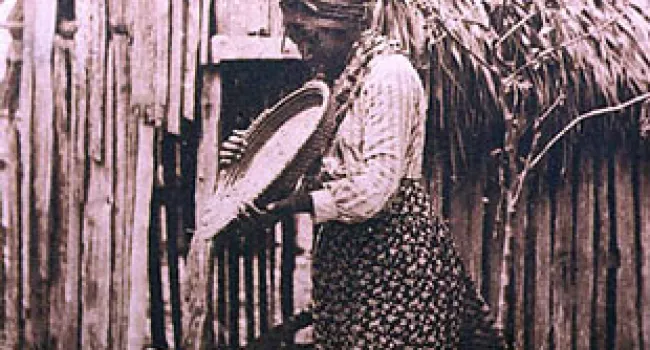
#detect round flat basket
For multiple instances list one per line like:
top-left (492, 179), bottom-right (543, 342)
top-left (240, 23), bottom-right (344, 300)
top-left (198, 80), bottom-right (332, 240)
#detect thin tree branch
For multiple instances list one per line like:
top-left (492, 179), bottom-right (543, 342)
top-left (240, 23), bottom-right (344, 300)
top-left (528, 92), bottom-right (650, 170)
top-left (494, 8), bottom-right (537, 48)
top-left (504, 17), bottom-right (619, 83)
top-left (509, 93), bottom-right (565, 209)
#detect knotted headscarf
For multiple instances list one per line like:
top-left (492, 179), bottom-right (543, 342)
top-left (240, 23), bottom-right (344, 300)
top-left (281, 0), bottom-right (430, 69)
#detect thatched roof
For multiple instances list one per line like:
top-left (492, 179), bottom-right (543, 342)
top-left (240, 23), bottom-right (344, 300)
top-left (418, 0), bottom-right (650, 150)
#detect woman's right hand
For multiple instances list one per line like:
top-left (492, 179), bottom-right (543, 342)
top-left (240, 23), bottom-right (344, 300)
top-left (219, 129), bottom-right (248, 168)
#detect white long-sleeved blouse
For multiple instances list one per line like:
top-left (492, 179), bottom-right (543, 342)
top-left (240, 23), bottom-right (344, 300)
top-left (310, 53), bottom-right (427, 224)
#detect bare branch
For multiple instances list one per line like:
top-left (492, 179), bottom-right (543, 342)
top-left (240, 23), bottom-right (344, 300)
top-left (494, 8), bottom-right (537, 48)
top-left (504, 17), bottom-right (619, 84)
top-left (528, 92), bottom-right (650, 170)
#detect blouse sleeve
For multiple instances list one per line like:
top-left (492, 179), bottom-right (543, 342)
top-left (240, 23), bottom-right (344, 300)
top-left (310, 54), bottom-right (424, 224)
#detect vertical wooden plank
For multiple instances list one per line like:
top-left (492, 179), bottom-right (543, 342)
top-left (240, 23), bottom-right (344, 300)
top-left (168, 0), bottom-right (184, 134)
top-left (469, 170), bottom-right (485, 288)
top-left (574, 147), bottom-right (595, 350)
top-left (109, 2), bottom-right (129, 349)
top-left (18, 1), bottom-right (34, 344)
top-left (196, 69), bottom-right (221, 214)
top-left (448, 171), bottom-right (484, 288)
top-left (590, 142), bottom-right (609, 350)
top-left (200, 0), bottom-right (210, 65)
top-left (216, 245), bottom-right (228, 345)
top-left (183, 0), bottom-right (201, 122)
top-left (0, 12), bottom-right (23, 346)
top-left (427, 156), bottom-right (445, 216)
top-left (244, 231), bottom-right (256, 343)
top-left (215, 0), bottom-right (229, 34)
top-left (148, 178), bottom-right (168, 348)
top-left (128, 0), bottom-right (157, 347)
top-left (228, 233), bottom-right (241, 348)
top-left (532, 174), bottom-right (551, 349)
top-left (257, 228), bottom-right (269, 335)
top-left (156, 0), bottom-right (170, 130)
top-left (48, 39), bottom-right (72, 349)
top-left (81, 1), bottom-right (112, 345)
top-left (268, 0), bottom-right (284, 36)
top-left (163, 140), bottom-right (184, 349)
top-left (181, 68), bottom-right (221, 348)
top-left (552, 170), bottom-right (572, 350)
top-left (64, 1), bottom-right (90, 346)
top-left (280, 217), bottom-right (296, 346)
top-left (270, 225), bottom-right (279, 326)
top-left (487, 200), bottom-right (505, 316)
top-left (127, 116), bottom-right (156, 350)
top-left (614, 150), bottom-right (641, 348)
top-left (450, 180), bottom-right (470, 264)
top-left (0, 108), bottom-right (20, 348)
top-left (88, 0), bottom-right (107, 163)
top-left (640, 142), bottom-right (650, 350)
top-left (19, 0), bottom-right (57, 347)
top-left (512, 194), bottom-right (526, 349)
top-left (110, 32), bottom-right (133, 350)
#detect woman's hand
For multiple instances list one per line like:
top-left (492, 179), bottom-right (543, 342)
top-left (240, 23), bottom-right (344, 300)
top-left (234, 194), bottom-right (314, 231)
top-left (235, 201), bottom-right (279, 231)
top-left (219, 129), bottom-right (248, 168)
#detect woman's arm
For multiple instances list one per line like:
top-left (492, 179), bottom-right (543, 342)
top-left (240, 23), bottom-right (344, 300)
top-left (310, 54), bottom-right (424, 224)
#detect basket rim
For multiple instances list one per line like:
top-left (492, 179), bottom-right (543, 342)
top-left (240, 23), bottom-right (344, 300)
top-left (198, 80), bottom-right (332, 240)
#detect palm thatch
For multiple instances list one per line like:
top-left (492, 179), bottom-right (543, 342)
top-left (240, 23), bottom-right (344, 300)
top-left (415, 0), bottom-right (650, 167)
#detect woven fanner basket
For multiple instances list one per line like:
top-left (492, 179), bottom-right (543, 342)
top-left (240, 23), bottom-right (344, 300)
top-left (197, 80), bottom-right (332, 240)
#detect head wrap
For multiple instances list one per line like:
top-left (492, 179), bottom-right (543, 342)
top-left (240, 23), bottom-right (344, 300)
top-left (280, 0), bottom-right (370, 23)
top-left (281, 0), bottom-right (429, 68)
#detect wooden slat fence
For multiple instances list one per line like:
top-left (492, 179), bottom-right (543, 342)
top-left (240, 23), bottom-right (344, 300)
top-left (427, 125), bottom-right (650, 349)
top-left (1, 0), bottom-right (650, 349)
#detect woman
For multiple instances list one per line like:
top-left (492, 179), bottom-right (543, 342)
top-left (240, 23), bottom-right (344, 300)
top-left (223, 0), bottom-right (504, 348)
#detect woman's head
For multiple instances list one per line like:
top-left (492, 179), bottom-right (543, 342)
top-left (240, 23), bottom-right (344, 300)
top-left (280, 0), bottom-right (369, 77)
top-left (281, 0), bottom-right (428, 77)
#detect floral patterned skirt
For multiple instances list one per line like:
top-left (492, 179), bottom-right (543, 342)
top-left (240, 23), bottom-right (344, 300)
top-left (311, 179), bottom-right (503, 349)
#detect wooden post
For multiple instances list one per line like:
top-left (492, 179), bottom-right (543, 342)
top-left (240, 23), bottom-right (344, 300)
top-left (128, 0), bottom-right (157, 347)
top-left (181, 66), bottom-right (222, 348)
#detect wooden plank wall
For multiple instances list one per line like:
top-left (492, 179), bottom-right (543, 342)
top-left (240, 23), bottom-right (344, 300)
top-left (0, 0), bottom-right (211, 348)
top-left (434, 128), bottom-right (650, 349)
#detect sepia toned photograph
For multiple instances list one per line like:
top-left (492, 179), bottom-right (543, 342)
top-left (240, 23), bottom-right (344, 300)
top-left (0, 0), bottom-right (649, 348)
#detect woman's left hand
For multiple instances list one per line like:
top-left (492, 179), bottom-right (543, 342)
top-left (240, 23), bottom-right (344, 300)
top-left (235, 194), bottom-right (314, 231)
top-left (235, 201), bottom-right (278, 231)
